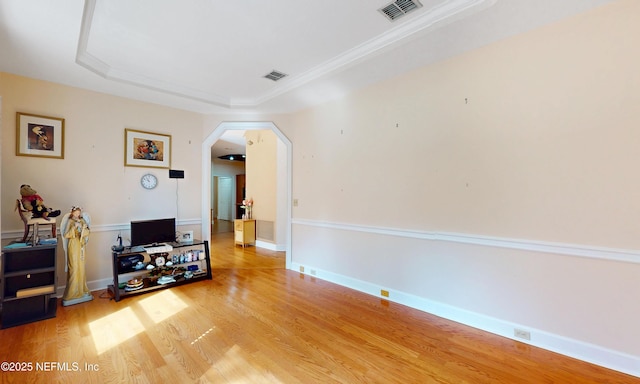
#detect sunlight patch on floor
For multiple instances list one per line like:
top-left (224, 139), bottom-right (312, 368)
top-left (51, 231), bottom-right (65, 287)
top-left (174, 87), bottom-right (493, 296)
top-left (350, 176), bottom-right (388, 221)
top-left (207, 345), bottom-right (283, 383)
top-left (89, 307), bottom-right (145, 354)
top-left (138, 289), bottom-right (188, 323)
top-left (89, 290), bottom-right (189, 354)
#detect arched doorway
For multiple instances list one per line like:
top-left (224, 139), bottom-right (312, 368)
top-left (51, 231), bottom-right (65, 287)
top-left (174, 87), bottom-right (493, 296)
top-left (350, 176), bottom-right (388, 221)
top-left (202, 121), bottom-right (292, 269)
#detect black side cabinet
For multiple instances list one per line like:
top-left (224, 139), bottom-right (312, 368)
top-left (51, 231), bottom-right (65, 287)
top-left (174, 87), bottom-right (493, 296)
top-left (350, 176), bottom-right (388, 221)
top-left (1, 244), bottom-right (57, 329)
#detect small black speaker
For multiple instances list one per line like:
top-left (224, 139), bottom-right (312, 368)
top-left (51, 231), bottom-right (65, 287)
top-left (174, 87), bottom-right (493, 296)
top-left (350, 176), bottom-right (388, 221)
top-left (169, 169), bottom-right (184, 179)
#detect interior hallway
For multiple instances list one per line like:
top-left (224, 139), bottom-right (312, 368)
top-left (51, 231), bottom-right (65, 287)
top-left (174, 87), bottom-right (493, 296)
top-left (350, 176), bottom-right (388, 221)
top-left (210, 220), bottom-right (285, 270)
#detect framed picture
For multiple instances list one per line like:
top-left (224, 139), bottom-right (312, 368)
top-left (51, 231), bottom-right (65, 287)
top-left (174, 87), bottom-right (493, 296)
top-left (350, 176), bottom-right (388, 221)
top-left (124, 128), bottom-right (171, 168)
top-left (16, 112), bottom-right (65, 159)
top-left (178, 230), bottom-right (194, 243)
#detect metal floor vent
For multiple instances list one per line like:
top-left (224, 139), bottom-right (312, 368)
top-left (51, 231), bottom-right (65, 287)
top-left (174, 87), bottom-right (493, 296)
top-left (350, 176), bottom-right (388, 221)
top-left (264, 70), bottom-right (288, 81)
top-left (379, 0), bottom-right (423, 21)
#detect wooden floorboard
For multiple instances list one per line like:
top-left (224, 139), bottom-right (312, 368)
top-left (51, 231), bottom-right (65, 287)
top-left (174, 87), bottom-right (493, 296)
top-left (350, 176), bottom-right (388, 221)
top-left (0, 222), bottom-right (637, 383)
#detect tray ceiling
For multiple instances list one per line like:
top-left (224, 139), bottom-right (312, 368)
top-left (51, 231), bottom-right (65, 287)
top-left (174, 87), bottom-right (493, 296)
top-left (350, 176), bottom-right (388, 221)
top-left (0, 0), bottom-right (615, 114)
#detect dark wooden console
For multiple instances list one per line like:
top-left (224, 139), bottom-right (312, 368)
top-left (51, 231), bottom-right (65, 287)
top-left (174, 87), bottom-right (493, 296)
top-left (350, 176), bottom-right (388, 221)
top-left (107, 240), bottom-right (211, 302)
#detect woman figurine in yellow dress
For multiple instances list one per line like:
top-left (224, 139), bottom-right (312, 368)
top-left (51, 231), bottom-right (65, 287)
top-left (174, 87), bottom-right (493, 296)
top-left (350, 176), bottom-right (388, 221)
top-left (61, 206), bottom-right (93, 306)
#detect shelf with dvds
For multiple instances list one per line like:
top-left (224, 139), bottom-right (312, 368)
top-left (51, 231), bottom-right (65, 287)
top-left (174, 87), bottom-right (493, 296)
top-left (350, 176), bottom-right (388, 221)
top-left (1, 243), bottom-right (57, 328)
top-left (107, 240), bottom-right (211, 302)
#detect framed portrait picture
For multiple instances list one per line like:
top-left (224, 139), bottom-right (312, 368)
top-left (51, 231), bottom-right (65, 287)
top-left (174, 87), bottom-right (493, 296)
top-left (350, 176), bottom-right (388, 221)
top-left (124, 128), bottom-right (171, 168)
top-left (16, 112), bottom-right (65, 159)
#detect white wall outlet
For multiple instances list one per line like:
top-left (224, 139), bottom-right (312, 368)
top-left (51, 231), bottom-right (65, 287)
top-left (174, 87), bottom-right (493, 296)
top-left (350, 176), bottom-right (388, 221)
top-left (514, 328), bottom-right (531, 341)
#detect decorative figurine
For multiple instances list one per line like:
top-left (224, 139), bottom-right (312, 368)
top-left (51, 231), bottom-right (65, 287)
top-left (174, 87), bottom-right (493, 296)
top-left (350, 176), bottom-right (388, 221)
top-left (19, 184), bottom-right (61, 220)
top-left (61, 206), bottom-right (93, 306)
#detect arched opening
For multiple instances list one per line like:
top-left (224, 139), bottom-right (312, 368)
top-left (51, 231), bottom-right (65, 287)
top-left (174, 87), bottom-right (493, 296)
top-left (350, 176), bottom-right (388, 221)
top-left (201, 121), bottom-right (292, 269)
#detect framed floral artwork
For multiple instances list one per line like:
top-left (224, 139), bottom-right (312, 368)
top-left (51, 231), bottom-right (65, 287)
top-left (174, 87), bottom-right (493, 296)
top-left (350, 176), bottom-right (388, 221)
top-left (16, 112), bottom-right (65, 159)
top-left (124, 128), bottom-right (171, 168)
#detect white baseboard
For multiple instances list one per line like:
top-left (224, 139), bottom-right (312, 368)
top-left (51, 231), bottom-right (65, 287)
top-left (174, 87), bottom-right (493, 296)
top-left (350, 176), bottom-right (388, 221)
top-left (55, 278), bottom-right (113, 298)
top-left (255, 240), bottom-right (286, 251)
top-left (290, 262), bottom-right (640, 378)
top-left (88, 278), bottom-right (114, 293)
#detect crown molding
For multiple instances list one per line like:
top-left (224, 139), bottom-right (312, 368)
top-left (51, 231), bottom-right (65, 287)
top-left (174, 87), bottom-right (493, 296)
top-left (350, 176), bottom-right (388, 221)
top-left (76, 0), bottom-right (495, 109)
top-left (244, 0), bottom-right (497, 106)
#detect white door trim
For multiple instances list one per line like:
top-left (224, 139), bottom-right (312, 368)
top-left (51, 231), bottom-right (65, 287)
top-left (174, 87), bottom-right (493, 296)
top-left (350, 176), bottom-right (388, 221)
top-left (202, 121), bottom-right (292, 269)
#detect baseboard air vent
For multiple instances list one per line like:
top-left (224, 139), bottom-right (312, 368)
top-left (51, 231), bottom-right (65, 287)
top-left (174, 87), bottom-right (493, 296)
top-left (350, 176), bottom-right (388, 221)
top-left (379, 0), bottom-right (423, 21)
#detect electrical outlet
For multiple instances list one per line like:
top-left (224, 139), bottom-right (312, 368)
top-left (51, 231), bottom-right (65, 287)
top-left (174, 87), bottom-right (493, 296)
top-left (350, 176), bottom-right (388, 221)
top-left (299, 266), bottom-right (304, 273)
top-left (514, 328), bottom-right (531, 340)
top-left (293, 199), bottom-right (299, 207)
top-left (380, 289), bottom-right (389, 298)
top-left (310, 269), bottom-right (316, 276)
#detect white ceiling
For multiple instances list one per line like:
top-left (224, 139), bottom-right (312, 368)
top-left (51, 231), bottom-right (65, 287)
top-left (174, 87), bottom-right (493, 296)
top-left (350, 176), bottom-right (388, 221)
top-left (0, 0), bottom-right (615, 157)
top-left (213, 130), bottom-right (248, 160)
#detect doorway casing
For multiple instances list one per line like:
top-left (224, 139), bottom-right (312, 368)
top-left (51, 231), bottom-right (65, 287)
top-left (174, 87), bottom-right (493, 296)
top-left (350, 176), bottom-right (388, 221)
top-left (202, 121), bottom-right (292, 269)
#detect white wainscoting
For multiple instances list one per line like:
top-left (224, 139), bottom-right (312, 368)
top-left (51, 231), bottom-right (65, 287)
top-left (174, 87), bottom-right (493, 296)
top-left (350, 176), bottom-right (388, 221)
top-left (291, 218), bottom-right (640, 378)
top-left (292, 219), bottom-right (640, 265)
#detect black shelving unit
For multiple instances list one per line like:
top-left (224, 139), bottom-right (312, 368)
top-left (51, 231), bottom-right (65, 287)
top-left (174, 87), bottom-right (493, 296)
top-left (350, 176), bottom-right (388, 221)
top-left (1, 244), bottom-right (57, 329)
top-left (107, 240), bottom-right (211, 302)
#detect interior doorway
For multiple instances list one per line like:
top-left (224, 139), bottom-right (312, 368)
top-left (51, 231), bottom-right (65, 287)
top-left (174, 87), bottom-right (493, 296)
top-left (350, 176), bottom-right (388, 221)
top-left (216, 176), bottom-right (232, 221)
top-left (211, 176), bottom-right (234, 234)
top-left (202, 121), bottom-right (292, 269)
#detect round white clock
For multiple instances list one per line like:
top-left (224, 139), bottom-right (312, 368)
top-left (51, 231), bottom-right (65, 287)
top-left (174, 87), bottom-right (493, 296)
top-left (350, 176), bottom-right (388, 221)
top-left (141, 173), bottom-right (158, 189)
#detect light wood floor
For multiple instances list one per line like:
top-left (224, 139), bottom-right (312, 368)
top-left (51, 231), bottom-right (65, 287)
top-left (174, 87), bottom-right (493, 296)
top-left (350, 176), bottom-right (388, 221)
top-left (0, 224), bottom-right (636, 383)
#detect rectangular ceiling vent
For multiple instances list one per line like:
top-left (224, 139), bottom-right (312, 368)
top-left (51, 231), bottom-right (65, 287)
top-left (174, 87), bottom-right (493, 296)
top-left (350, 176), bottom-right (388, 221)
top-left (264, 70), bottom-right (288, 81)
top-left (379, 0), bottom-right (423, 21)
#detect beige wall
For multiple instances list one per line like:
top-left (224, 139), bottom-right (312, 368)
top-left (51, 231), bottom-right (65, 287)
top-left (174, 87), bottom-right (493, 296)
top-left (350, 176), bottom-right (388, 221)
top-left (289, 0), bottom-right (640, 372)
top-left (293, 0), bottom-right (640, 248)
top-left (0, 72), bottom-right (204, 287)
top-left (245, 130), bottom-right (277, 222)
top-left (245, 129), bottom-right (281, 244)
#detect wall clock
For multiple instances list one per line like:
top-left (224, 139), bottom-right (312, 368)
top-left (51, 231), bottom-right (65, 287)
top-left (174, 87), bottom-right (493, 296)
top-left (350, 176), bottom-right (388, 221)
top-left (141, 173), bottom-right (158, 190)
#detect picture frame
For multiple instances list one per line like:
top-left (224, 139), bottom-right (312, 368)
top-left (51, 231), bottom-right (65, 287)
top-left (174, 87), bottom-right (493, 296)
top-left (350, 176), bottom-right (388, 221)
top-left (16, 112), bottom-right (65, 159)
top-left (124, 128), bottom-right (171, 168)
top-left (178, 230), bottom-right (194, 243)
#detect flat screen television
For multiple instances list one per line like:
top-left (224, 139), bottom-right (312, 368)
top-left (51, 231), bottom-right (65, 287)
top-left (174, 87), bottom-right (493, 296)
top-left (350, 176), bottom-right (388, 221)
top-left (130, 218), bottom-right (176, 246)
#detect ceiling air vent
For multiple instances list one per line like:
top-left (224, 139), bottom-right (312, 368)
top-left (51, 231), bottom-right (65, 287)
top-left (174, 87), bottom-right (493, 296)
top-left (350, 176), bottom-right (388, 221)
top-left (379, 0), bottom-right (423, 21)
top-left (264, 70), bottom-right (288, 81)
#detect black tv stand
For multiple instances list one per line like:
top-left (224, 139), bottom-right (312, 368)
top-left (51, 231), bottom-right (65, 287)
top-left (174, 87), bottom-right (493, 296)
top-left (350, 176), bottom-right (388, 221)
top-left (107, 240), bottom-right (211, 302)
